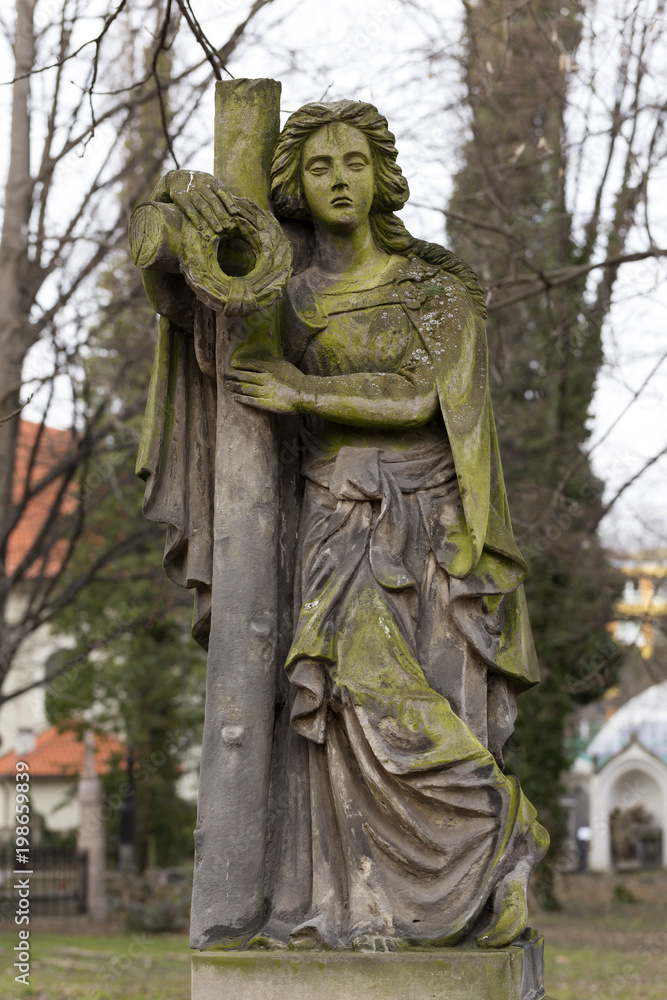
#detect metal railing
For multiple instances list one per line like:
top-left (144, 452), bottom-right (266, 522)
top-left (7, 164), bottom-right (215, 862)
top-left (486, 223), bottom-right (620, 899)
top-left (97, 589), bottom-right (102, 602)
top-left (0, 846), bottom-right (87, 917)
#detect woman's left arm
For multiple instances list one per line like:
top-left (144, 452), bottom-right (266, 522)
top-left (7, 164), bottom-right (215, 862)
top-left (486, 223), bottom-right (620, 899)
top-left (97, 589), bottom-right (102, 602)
top-left (226, 359), bottom-right (439, 429)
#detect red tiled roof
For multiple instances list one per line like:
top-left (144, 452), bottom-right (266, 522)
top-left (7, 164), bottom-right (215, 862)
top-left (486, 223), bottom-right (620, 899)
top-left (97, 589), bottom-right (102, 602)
top-left (0, 726), bottom-right (125, 778)
top-left (6, 419), bottom-right (78, 578)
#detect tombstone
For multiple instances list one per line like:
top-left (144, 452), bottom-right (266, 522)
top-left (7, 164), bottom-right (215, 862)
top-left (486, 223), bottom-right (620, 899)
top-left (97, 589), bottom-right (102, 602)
top-left (130, 78), bottom-right (552, 1000)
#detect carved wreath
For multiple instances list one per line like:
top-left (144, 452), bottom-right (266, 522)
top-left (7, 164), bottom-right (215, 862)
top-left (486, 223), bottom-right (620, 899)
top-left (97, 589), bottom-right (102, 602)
top-left (130, 193), bottom-right (293, 318)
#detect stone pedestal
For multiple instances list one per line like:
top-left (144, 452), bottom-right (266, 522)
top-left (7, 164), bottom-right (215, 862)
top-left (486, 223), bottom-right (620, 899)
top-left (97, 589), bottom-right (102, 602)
top-left (191, 934), bottom-right (548, 1000)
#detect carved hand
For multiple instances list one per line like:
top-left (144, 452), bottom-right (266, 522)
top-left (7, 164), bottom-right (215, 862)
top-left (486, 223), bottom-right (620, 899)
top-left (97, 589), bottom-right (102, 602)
top-left (163, 170), bottom-right (238, 237)
top-left (225, 360), bottom-right (306, 414)
top-left (226, 359), bottom-right (439, 428)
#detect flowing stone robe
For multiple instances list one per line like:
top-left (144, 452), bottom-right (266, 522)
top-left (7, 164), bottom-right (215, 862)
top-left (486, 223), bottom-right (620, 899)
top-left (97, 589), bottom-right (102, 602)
top-left (136, 250), bottom-right (548, 947)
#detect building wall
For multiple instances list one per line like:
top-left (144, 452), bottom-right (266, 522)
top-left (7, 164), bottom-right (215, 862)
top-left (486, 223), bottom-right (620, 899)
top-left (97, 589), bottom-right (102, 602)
top-left (0, 591), bottom-right (74, 756)
top-left (586, 745), bottom-right (667, 871)
top-left (0, 777), bottom-right (79, 842)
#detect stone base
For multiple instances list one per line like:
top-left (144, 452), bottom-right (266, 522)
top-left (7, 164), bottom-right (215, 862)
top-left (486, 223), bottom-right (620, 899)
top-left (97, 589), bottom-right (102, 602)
top-left (191, 933), bottom-right (548, 1000)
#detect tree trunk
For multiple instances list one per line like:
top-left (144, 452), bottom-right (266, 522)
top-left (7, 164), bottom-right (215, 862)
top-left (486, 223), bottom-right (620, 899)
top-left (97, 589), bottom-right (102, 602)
top-left (0, 0), bottom-right (37, 562)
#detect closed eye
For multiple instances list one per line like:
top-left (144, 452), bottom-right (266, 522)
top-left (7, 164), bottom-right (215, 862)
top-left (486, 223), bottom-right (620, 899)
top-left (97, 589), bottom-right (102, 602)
top-left (304, 155), bottom-right (332, 174)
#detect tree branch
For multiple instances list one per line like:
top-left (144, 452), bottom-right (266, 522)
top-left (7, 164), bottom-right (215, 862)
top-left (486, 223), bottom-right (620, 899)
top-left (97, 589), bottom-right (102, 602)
top-left (487, 248), bottom-right (667, 311)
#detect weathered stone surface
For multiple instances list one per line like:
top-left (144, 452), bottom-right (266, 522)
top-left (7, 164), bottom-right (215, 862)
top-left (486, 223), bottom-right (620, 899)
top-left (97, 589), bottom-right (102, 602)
top-left (132, 81), bottom-right (552, 958)
top-left (191, 936), bottom-right (547, 1000)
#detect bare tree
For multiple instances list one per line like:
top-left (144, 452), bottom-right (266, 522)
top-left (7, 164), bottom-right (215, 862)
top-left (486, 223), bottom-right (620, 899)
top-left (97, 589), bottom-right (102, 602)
top-left (0, 0), bottom-right (276, 701)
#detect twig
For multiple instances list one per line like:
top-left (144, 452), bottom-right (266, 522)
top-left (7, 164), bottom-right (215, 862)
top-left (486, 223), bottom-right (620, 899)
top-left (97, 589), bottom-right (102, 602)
top-left (0, 395), bottom-right (33, 425)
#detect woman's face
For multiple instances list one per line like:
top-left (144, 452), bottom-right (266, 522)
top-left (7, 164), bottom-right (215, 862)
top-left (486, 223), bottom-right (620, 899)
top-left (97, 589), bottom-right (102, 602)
top-left (300, 123), bottom-right (375, 233)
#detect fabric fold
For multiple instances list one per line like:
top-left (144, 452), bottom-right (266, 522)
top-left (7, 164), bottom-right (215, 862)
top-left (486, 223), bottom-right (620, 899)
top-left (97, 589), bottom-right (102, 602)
top-left (136, 315), bottom-right (216, 646)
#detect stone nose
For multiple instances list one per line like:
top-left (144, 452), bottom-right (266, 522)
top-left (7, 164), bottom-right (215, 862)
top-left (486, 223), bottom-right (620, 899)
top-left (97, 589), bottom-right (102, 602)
top-left (332, 164), bottom-right (348, 189)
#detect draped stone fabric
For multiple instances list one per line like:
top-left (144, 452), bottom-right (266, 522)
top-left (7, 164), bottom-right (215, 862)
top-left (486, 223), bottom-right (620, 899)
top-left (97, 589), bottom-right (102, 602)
top-left (137, 253), bottom-right (548, 947)
top-left (136, 310), bottom-right (216, 645)
top-left (266, 434), bottom-right (546, 946)
top-left (284, 257), bottom-right (540, 684)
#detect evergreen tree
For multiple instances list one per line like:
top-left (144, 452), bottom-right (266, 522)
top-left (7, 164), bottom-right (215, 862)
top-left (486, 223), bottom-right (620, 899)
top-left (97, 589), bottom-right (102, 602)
top-left (447, 0), bottom-right (633, 895)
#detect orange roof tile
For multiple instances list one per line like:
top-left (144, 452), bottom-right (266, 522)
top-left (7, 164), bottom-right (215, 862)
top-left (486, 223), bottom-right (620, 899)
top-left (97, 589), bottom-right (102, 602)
top-left (7, 418), bottom-right (78, 578)
top-left (0, 726), bottom-right (125, 778)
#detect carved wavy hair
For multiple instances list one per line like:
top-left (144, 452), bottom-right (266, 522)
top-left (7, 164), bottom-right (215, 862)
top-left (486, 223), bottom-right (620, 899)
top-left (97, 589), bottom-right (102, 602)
top-left (270, 100), bottom-right (487, 318)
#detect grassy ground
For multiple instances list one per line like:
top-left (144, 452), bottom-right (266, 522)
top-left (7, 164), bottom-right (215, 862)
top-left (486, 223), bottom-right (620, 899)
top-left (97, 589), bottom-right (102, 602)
top-left (1, 872), bottom-right (665, 998)
top-left (0, 925), bottom-right (190, 1000)
top-left (539, 871), bottom-right (667, 999)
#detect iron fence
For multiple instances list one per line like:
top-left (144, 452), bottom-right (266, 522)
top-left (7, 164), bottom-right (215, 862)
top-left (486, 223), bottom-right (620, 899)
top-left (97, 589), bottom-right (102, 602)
top-left (0, 846), bottom-right (87, 917)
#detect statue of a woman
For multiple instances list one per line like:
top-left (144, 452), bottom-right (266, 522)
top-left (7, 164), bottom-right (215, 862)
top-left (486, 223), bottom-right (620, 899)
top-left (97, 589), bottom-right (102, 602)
top-left (134, 98), bottom-right (548, 953)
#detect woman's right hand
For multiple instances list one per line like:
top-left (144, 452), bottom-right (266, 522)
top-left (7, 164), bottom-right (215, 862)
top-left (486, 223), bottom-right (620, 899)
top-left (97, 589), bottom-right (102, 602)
top-left (163, 170), bottom-right (238, 237)
top-left (225, 360), bottom-right (306, 415)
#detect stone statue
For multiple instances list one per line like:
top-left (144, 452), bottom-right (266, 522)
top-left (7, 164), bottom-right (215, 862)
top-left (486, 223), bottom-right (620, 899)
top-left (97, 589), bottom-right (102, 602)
top-left (131, 81), bottom-right (549, 958)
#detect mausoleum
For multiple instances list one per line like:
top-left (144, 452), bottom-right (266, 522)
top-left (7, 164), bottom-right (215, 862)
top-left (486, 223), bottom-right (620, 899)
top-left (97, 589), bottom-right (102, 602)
top-left (569, 681), bottom-right (667, 870)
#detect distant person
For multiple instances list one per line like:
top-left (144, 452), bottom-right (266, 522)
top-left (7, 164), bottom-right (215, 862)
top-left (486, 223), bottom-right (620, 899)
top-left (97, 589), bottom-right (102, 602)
top-left (576, 824), bottom-right (592, 872)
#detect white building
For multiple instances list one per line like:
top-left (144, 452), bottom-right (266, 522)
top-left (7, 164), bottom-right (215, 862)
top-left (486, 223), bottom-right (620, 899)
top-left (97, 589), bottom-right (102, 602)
top-left (568, 681), bottom-right (667, 871)
top-left (1, 419), bottom-right (77, 760)
top-left (0, 725), bottom-right (125, 841)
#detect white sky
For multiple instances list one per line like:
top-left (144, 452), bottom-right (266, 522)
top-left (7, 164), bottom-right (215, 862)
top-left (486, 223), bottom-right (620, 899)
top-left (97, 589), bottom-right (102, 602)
top-left (0, 0), bottom-right (665, 550)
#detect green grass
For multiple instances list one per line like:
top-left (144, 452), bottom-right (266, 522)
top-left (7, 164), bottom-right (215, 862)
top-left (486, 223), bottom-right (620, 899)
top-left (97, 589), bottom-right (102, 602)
top-left (1, 874), bottom-right (665, 998)
top-left (541, 910), bottom-right (667, 999)
top-left (0, 927), bottom-right (190, 999)
top-left (540, 872), bottom-right (667, 999)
